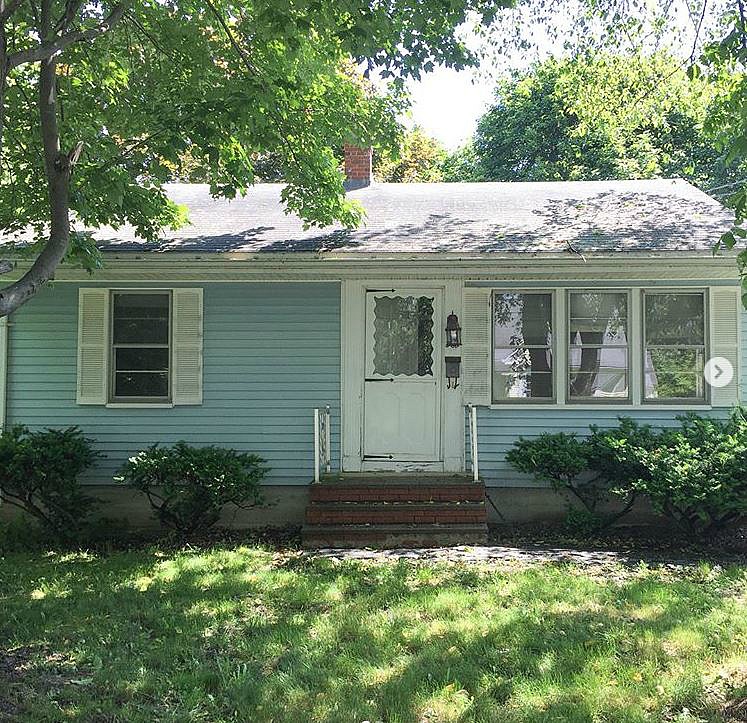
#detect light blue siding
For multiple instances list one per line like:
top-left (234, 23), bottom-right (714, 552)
top-left (6, 282), bottom-right (341, 485)
top-left (471, 406), bottom-right (732, 487)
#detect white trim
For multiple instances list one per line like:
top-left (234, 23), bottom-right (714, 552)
top-left (341, 280), bottom-right (364, 472)
top-left (488, 404), bottom-right (713, 411)
top-left (629, 289), bottom-right (643, 406)
top-left (564, 288), bottom-right (632, 405)
top-left (105, 403), bottom-right (175, 409)
top-left (3, 254), bottom-right (739, 285)
top-left (313, 408), bottom-right (320, 483)
top-left (641, 288), bottom-right (708, 405)
top-left (0, 316), bottom-right (7, 430)
top-left (555, 290), bottom-right (567, 405)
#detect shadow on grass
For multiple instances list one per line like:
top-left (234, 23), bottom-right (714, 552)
top-left (0, 548), bottom-right (744, 722)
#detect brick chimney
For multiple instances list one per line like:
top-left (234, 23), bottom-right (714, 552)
top-left (343, 143), bottom-right (373, 191)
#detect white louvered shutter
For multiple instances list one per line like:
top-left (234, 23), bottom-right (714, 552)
top-left (77, 289), bottom-right (109, 404)
top-left (709, 287), bottom-right (740, 407)
top-left (462, 287), bottom-right (492, 405)
top-left (172, 288), bottom-right (203, 405)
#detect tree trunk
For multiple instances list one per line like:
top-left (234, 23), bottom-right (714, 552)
top-left (0, 52), bottom-right (72, 317)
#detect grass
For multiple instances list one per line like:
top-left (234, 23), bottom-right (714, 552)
top-left (0, 547), bottom-right (745, 722)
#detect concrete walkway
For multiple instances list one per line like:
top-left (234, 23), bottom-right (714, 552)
top-left (306, 544), bottom-right (733, 571)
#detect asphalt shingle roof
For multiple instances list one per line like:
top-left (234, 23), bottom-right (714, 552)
top-left (93, 178), bottom-right (733, 254)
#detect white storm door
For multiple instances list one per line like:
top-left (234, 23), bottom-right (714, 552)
top-left (363, 290), bottom-right (442, 463)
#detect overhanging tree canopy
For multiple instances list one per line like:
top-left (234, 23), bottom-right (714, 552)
top-left (0, 0), bottom-right (511, 316)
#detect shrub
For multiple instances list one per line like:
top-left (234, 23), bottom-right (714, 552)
top-left (506, 421), bottom-right (662, 531)
top-left (586, 418), bottom-right (661, 522)
top-left (505, 433), bottom-right (609, 521)
top-left (116, 442), bottom-right (268, 535)
top-left (0, 425), bottom-right (99, 541)
top-left (631, 412), bottom-right (747, 535)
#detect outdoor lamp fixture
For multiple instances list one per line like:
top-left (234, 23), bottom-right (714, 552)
top-left (445, 311), bottom-right (462, 348)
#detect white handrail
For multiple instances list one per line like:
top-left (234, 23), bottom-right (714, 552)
top-left (313, 406), bottom-right (332, 482)
top-left (324, 405), bottom-right (331, 474)
top-left (467, 404), bottom-right (479, 482)
top-left (313, 408), bottom-right (321, 483)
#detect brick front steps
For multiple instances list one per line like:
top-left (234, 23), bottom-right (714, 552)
top-left (302, 475), bottom-right (488, 548)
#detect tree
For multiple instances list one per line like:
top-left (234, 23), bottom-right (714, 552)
top-left (441, 141), bottom-right (483, 182)
top-left (699, 4), bottom-right (747, 265)
top-left (469, 52), bottom-right (741, 190)
top-left (374, 125), bottom-right (447, 182)
top-left (0, 0), bottom-right (511, 317)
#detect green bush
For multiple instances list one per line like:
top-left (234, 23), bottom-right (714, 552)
top-left (632, 412), bottom-right (747, 535)
top-left (505, 432), bottom-right (618, 529)
top-left (0, 425), bottom-right (99, 541)
top-left (116, 442), bottom-right (268, 535)
top-left (507, 412), bottom-right (747, 537)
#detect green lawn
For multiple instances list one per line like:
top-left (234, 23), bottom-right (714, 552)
top-left (0, 547), bottom-right (745, 722)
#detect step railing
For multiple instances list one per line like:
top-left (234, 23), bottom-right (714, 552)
top-left (466, 404), bottom-right (479, 482)
top-left (313, 405), bottom-right (332, 482)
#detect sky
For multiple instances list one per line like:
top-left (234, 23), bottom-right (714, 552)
top-left (406, 67), bottom-right (495, 150)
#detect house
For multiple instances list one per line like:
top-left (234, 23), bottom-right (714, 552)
top-left (0, 146), bottom-right (741, 545)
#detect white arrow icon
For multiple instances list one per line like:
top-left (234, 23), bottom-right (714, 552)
top-left (704, 357), bottom-right (734, 388)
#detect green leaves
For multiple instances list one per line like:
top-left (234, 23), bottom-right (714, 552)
top-left (374, 126), bottom-right (447, 183)
top-left (2, 0), bottom-right (510, 310)
top-left (631, 412), bottom-right (747, 534)
top-left (0, 425), bottom-right (100, 541)
top-left (507, 413), bottom-right (747, 537)
top-left (116, 441), bottom-right (268, 535)
top-left (467, 52), bottom-right (741, 190)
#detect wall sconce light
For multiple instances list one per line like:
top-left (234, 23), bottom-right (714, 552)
top-left (445, 311), bottom-right (462, 348)
top-left (445, 356), bottom-right (461, 389)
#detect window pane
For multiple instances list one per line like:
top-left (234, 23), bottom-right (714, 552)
top-left (644, 348), bottom-right (706, 399)
top-left (492, 292), bottom-right (553, 402)
top-left (114, 371), bottom-right (169, 398)
top-left (569, 347), bottom-right (628, 398)
top-left (569, 292), bottom-right (628, 344)
top-left (493, 347), bottom-right (553, 374)
top-left (113, 293), bottom-right (170, 344)
top-left (493, 293), bottom-right (552, 347)
top-left (115, 347), bottom-right (169, 372)
top-left (568, 292), bottom-right (629, 400)
top-left (493, 372), bottom-right (554, 400)
top-left (371, 295), bottom-right (434, 376)
top-left (645, 293), bottom-right (705, 346)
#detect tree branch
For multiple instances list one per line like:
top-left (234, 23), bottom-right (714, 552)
top-left (8, 2), bottom-right (128, 69)
top-left (0, 0), bottom-right (22, 22)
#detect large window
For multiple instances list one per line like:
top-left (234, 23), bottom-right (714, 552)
top-left (489, 288), bottom-right (712, 406)
top-left (568, 291), bottom-right (629, 401)
top-left (492, 292), bottom-right (553, 402)
top-left (110, 292), bottom-right (171, 402)
top-left (644, 291), bottom-right (706, 401)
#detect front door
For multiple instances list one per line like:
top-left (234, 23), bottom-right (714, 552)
top-left (363, 289), bottom-right (442, 465)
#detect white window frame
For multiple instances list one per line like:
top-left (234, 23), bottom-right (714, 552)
top-left (491, 289), bottom-right (557, 405)
top-left (488, 285), bottom-right (715, 410)
top-left (109, 289), bottom-right (173, 405)
top-left (566, 289), bottom-right (632, 405)
top-left (641, 288), bottom-right (709, 405)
